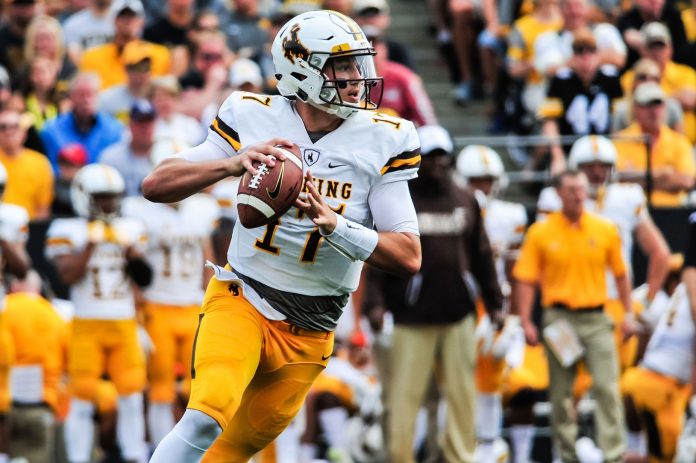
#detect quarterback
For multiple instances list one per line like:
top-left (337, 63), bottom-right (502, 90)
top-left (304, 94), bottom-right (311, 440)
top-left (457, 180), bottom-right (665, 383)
top-left (144, 10), bottom-right (421, 462)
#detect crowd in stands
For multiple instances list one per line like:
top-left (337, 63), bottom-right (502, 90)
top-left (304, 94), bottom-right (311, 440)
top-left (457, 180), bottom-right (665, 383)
top-left (0, 0), bottom-right (695, 461)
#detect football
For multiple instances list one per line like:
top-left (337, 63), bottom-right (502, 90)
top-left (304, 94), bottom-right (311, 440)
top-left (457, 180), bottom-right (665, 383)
top-left (237, 144), bottom-right (304, 228)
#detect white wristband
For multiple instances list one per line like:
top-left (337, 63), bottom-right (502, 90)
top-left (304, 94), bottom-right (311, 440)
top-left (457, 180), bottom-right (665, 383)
top-left (321, 215), bottom-right (378, 262)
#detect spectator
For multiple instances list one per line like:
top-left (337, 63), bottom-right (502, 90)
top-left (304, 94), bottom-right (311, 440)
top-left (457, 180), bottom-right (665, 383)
top-left (620, 23), bottom-right (696, 144)
top-left (150, 76), bottom-right (205, 146)
top-left (0, 0), bottom-right (40, 78)
top-left (41, 73), bottom-right (123, 173)
top-left (4, 271), bottom-right (68, 463)
top-left (367, 126), bottom-right (502, 462)
top-left (321, 0), bottom-right (352, 14)
top-left (612, 58), bottom-right (685, 134)
top-left (0, 68), bottom-right (11, 109)
top-left (178, 31), bottom-right (230, 119)
top-left (144, 0), bottom-right (195, 76)
top-left (353, 0), bottom-right (415, 71)
top-left (221, 0), bottom-right (270, 62)
top-left (79, 0), bottom-right (171, 89)
top-left (23, 15), bottom-right (77, 94)
top-left (52, 143), bottom-right (87, 217)
top-left (228, 57), bottom-right (264, 93)
top-left (369, 29), bottom-right (438, 127)
top-left (533, 0), bottom-right (626, 75)
top-left (538, 29), bottom-right (623, 174)
top-left (617, 0), bottom-right (689, 68)
top-left (100, 99), bottom-right (157, 196)
top-left (0, 108), bottom-right (54, 220)
top-left (21, 57), bottom-right (62, 133)
top-left (98, 41), bottom-right (155, 122)
top-left (506, 0), bottom-right (563, 123)
top-left (63, 0), bottom-right (115, 65)
top-left (613, 82), bottom-right (695, 207)
top-left (514, 169), bottom-right (634, 463)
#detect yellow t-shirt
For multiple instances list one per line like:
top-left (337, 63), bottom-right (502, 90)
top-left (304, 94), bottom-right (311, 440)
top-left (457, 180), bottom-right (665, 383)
top-left (79, 41), bottom-right (171, 89)
top-left (620, 61), bottom-right (696, 143)
top-left (0, 148), bottom-right (54, 220)
top-left (513, 210), bottom-right (626, 308)
top-left (613, 123), bottom-right (696, 206)
top-left (4, 293), bottom-right (68, 411)
top-left (507, 13), bottom-right (563, 84)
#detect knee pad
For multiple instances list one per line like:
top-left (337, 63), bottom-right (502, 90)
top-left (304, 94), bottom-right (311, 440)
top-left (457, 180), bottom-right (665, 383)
top-left (70, 375), bottom-right (100, 402)
top-left (174, 409), bottom-right (222, 451)
top-left (112, 365), bottom-right (146, 396)
top-left (149, 380), bottom-right (176, 403)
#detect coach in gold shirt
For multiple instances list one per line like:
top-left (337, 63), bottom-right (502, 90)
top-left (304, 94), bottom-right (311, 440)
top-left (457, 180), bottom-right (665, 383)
top-left (513, 170), bottom-right (635, 463)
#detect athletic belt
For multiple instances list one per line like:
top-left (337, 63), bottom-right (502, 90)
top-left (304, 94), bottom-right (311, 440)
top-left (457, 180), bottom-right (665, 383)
top-left (550, 303), bottom-right (604, 313)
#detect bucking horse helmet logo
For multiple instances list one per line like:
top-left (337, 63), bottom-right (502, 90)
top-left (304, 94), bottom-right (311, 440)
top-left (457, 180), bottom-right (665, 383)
top-left (282, 24), bottom-right (310, 65)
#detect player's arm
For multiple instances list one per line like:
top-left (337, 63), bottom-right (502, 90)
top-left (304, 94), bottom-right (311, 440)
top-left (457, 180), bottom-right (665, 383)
top-left (0, 240), bottom-right (29, 279)
top-left (296, 173), bottom-right (421, 278)
top-left (635, 214), bottom-right (670, 301)
top-left (142, 139), bottom-right (291, 204)
top-left (54, 242), bottom-right (96, 285)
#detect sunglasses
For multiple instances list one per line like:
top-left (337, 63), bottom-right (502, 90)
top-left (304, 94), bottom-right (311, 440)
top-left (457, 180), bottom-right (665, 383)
top-left (573, 45), bottom-right (597, 55)
top-left (636, 73), bottom-right (659, 82)
top-left (0, 123), bottom-right (19, 132)
top-left (199, 52), bottom-right (223, 62)
top-left (647, 41), bottom-right (667, 49)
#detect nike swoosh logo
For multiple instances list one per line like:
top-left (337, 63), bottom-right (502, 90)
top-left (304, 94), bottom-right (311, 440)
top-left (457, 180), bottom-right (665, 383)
top-left (321, 354), bottom-right (331, 361)
top-left (328, 162), bottom-right (346, 168)
top-left (266, 161), bottom-right (285, 200)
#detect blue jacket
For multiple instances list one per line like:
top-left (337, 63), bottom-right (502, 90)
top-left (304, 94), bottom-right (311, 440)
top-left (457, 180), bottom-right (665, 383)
top-left (41, 112), bottom-right (123, 174)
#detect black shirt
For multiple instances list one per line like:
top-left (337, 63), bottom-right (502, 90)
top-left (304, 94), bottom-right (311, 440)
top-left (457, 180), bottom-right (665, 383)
top-left (143, 17), bottom-right (189, 47)
top-left (0, 24), bottom-right (26, 77)
top-left (617, 5), bottom-right (689, 68)
top-left (545, 67), bottom-right (623, 138)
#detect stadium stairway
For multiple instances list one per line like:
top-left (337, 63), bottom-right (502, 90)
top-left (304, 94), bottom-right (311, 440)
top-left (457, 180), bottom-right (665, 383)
top-left (387, 0), bottom-right (492, 138)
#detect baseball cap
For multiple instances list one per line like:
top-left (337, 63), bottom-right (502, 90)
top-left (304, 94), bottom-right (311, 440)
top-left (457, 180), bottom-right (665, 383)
top-left (110, 0), bottom-right (145, 17)
top-left (229, 59), bottom-right (263, 88)
top-left (633, 58), bottom-right (661, 80)
top-left (633, 82), bottom-right (666, 106)
top-left (353, 0), bottom-right (389, 15)
top-left (58, 143), bottom-right (88, 166)
top-left (417, 125), bottom-right (453, 156)
top-left (0, 66), bottom-right (9, 89)
top-left (150, 75), bottom-right (181, 95)
top-left (130, 99), bottom-right (157, 121)
top-left (641, 22), bottom-right (671, 45)
top-left (122, 41), bottom-right (154, 66)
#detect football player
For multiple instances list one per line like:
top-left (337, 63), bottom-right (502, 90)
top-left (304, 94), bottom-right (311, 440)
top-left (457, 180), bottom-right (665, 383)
top-left (144, 10), bottom-right (421, 462)
top-left (45, 164), bottom-right (152, 463)
top-left (0, 163), bottom-right (30, 463)
top-left (122, 188), bottom-right (220, 446)
top-left (456, 145), bottom-right (528, 463)
top-left (537, 135), bottom-right (670, 370)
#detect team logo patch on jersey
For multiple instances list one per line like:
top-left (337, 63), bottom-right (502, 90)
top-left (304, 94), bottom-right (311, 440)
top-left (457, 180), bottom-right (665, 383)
top-left (303, 149), bottom-right (321, 166)
top-left (283, 24), bottom-right (310, 64)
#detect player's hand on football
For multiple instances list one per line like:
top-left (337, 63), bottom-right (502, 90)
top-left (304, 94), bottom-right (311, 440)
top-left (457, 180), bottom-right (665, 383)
top-left (228, 139), bottom-right (292, 177)
top-left (296, 170), bottom-right (337, 234)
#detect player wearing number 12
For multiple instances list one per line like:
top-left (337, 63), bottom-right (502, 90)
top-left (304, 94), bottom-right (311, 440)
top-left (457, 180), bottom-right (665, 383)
top-left (45, 164), bottom-right (153, 463)
top-left (144, 10), bottom-right (422, 462)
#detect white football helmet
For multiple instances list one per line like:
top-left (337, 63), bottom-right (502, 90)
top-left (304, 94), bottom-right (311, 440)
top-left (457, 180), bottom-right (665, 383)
top-left (0, 163), bottom-right (7, 200)
top-left (271, 10), bottom-right (382, 119)
top-left (456, 145), bottom-right (508, 194)
top-left (568, 135), bottom-right (617, 168)
top-left (71, 164), bottom-right (125, 221)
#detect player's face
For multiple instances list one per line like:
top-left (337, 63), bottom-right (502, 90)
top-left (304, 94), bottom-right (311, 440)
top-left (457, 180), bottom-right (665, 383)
top-left (468, 176), bottom-right (496, 196)
top-left (556, 173), bottom-right (588, 219)
top-left (324, 56), bottom-right (365, 105)
top-left (579, 161), bottom-right (612, 186)
top-left (91, 193), bottom-right (121, 218)
top-left (420, 152), bottom-right (451, 181)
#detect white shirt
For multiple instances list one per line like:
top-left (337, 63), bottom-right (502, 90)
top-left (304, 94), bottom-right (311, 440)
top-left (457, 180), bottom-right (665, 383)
top-left (63, 9), bottom-right (114, 50)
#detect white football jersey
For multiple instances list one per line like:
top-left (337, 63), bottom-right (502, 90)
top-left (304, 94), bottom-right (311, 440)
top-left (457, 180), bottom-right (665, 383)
top-left (0, 203), bottom-right (28, 311)
top-left (123, 195), bottom-right (221, 306)
top-left (210, 178), bottom-right (240, 222)
top-left (45, 217), bottom-right (147, 320)
top-left (481, 197), bottom-right (527, 287)
top-left (207, 92), bottom-right (420, 296)
top-left (537, 183), bottom-right (646, 297)
top-left (641, 284), bottom-right (694, 383)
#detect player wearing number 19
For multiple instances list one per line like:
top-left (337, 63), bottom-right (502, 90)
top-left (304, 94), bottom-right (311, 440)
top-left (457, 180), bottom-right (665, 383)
top-left (144, 10), bottom-right (422, 462)
top-left (45, 164), bottom-right (153, 463)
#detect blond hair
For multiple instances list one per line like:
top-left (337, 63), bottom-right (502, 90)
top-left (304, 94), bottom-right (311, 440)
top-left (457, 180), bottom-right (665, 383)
top-left (24, 15), bottom-right (66, 70)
